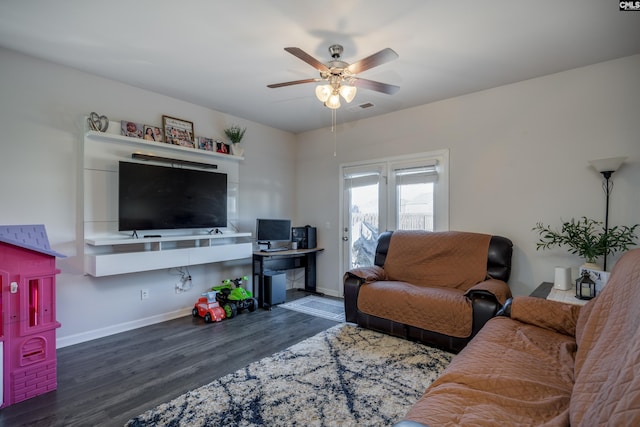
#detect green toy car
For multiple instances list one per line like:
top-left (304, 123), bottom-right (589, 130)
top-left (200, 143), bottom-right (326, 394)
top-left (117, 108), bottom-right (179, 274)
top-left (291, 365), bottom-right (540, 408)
top-left (211, 276), bottom-right (258, 318)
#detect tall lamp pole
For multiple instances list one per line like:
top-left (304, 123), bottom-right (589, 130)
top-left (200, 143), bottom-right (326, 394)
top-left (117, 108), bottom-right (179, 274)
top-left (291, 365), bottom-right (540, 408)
top-left (600, 170), bottom-right (613, 271)
top-left (588, 157), bottom-right (626, 271)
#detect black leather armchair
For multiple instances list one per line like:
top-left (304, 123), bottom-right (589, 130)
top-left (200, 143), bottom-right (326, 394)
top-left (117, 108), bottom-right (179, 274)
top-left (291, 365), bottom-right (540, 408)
top-left (344, 230), bottom-right (513, 353)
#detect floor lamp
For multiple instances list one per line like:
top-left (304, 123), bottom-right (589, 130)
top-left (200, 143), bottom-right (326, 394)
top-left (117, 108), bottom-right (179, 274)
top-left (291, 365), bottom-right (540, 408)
top-left (588, 156), bottom-right (627, 271)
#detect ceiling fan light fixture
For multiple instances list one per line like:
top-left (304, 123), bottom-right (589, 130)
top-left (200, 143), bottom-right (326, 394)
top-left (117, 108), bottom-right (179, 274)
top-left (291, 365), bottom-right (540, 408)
top-left (325, 92), bottom-right (341, 109)
top-left (339, 84), bottom-right (357, 103)
top-left (315, 84), bottom-right (332, 102)
top-left (269, 44), bottom-right (399, 113)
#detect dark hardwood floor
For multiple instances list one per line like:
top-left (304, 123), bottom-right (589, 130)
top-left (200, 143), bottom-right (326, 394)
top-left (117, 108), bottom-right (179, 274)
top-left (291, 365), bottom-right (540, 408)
top-left (0, 290), bottom-right (340, 427)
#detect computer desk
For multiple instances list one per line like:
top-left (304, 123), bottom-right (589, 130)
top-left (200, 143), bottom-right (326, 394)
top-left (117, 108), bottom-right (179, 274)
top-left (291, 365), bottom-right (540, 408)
top-left (252, 247), bottom-right (324, 310)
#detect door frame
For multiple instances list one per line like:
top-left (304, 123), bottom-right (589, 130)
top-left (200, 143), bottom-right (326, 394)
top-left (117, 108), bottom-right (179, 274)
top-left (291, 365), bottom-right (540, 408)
top-left (338, 149), bottom-right (449, 293)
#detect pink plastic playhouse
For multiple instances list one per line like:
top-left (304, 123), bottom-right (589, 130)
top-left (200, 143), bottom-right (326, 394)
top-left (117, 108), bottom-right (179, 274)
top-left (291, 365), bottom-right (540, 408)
top-left (0, 224), bottom-right (65, 408)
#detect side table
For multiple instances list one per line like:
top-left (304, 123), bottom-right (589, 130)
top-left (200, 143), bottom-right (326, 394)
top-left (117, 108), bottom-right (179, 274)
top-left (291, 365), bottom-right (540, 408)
top-left (530, 282), bottom-right (553, 298)
top-left (531, 282), bottom-right (588, 306)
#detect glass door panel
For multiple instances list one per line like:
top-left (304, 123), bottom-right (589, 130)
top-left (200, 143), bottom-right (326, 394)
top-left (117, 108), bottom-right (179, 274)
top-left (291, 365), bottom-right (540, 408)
top-left (342, 165), bottom-right (385, 271)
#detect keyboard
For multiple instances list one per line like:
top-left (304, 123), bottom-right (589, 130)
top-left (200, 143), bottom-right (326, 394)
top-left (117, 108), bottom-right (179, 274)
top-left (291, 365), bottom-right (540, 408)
top-left (261, 247), bottom-right (288, 253)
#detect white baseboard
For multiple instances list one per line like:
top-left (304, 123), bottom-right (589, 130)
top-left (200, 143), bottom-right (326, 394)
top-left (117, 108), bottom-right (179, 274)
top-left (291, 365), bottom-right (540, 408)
top-left (316, 287), bottom-right (341, 298)
top-left (56, 307), bottom-right (192, 348)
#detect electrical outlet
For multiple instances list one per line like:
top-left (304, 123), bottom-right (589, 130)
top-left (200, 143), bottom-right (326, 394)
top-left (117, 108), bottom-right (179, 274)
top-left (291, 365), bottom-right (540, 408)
top-left (141, 289), bottom-right (150, 300)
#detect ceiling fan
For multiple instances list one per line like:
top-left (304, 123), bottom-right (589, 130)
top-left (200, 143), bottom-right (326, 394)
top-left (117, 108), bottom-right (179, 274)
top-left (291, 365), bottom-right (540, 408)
top-left (267, 44), bottom-right (400, 109)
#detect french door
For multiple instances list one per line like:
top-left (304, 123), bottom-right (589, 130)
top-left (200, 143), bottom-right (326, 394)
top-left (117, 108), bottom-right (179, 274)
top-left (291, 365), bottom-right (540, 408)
top-left (342, 163), bottom-right (386, 269)
top-left (340, 150), bottom-right (448, 274)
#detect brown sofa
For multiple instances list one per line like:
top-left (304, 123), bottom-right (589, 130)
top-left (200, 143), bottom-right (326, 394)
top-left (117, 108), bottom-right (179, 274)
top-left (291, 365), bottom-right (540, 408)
top-left (344, 230), bottom-right (513, 353)
top-left (396, 248), bottom-right (640, 426)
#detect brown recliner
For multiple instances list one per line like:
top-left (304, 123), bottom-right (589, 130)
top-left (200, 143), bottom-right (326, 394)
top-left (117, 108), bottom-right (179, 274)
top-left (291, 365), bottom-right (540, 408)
top-left (344, 230), bottom-right (513, 353)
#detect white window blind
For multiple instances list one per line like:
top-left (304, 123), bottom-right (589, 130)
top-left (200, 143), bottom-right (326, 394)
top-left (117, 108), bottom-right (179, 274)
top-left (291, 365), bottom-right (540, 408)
top-left (392, 160), bottom-right (438, 185)
top-left (343, 165), bottom-right (384, 189)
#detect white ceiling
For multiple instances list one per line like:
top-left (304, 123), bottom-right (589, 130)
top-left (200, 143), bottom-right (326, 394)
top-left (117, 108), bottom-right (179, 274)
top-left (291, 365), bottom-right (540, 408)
top-left (1, 1), bottom-right (639, 134)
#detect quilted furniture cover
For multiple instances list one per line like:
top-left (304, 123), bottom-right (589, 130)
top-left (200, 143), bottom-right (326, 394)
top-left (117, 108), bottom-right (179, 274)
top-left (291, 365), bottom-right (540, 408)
top-left (349, 230), bottom-right (511, 342)
top-left (399, 248), bottom-right (640, 426)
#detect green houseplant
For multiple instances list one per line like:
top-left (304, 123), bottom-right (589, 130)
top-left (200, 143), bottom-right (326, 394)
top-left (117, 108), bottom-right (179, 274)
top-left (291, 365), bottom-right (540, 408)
top-left (223, 125), bottom-right (246, 156)
top-left (533, 216), bottom-right (638, 267)
top-left (224, 125), bottom-right (246, 144)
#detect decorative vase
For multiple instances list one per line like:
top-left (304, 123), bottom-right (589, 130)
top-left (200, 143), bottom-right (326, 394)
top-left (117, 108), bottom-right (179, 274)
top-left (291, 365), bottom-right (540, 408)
top-left (230, 143), bottom-right (244, 157)
top-left (581, 262), bottom-right (602, 271)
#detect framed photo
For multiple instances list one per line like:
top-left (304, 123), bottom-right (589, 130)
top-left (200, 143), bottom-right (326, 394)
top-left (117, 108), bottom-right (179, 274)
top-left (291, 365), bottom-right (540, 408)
top-left (121, 120), bottom-right (144, 139)
top-left (143, 125), bottom-right (164, 143)
top-left (162, 115), bottom-right (195, 148)
top-left (198, 136), bottom-right (215, 152)
top-left (216, 140), bottom-right (230, 154)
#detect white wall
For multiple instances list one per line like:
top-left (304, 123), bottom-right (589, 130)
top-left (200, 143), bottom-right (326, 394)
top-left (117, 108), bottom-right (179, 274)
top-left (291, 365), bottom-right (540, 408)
top-left (0, 47), bottom-right (297, 346)
top-left (296, 54), bottom-right (640, 297)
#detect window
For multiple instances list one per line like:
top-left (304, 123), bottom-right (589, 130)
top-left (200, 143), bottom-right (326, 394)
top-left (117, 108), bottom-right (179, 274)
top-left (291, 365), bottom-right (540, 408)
top-left (390, 160), bottom-right (439, 231)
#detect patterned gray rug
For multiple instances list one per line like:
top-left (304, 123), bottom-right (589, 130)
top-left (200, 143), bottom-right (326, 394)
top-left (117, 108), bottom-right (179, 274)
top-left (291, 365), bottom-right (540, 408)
top-left (125, 324), bottom-right (453, 427)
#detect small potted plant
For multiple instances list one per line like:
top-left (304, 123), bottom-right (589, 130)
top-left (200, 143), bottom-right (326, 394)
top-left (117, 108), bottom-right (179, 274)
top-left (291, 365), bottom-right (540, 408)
top-left (532, 216), bottom-right (638, 269)
top-left (224, 125), bottom-right (246, 156)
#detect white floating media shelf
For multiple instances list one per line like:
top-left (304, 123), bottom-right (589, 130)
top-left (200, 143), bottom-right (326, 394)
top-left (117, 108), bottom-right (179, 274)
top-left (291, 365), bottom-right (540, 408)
top-left (85, 232), bottom-right (251, 246)
top-left (85, 233), bottom-right (252, 277)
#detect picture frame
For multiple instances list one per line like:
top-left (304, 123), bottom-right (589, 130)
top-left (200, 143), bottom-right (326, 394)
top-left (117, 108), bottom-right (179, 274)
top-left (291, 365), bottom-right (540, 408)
top-left (198, 136), bottom-right (215, 152)
top-left (143, 125), bottom-right (164, 143)
top-left (162, 115), bottom-right (195, 148)
top-left (216, 140), bottom-right (230, 154)
top-left (121, 120), bottom-right (144, 139)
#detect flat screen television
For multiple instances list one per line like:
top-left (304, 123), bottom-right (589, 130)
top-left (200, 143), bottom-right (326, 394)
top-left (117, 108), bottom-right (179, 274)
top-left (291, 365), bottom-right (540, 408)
top-left (256, 218), bottom-right (291, 243)
top-left (118, 161), bottom-right (227, 231)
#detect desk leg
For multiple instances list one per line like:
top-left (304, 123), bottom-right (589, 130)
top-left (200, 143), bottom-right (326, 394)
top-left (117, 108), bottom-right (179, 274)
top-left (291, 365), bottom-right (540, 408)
top-left (296, 252), bottom-right (324, 296)
top-left (253, 255), bottom-right (271, 310)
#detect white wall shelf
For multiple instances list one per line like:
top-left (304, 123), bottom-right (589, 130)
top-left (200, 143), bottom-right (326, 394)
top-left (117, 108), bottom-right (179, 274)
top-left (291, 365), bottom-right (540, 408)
top-left (85, 232), bottom-right (251, 247)
top-left (84, 233), bottom-right (253, 277)
top-left (85, 130), bottom-right (244, 161)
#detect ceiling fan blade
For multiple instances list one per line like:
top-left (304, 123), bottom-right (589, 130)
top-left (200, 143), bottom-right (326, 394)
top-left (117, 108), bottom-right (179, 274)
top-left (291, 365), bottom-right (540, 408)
top-left (284, 47), bottom-right (329, 72)
top-left (347, 48), bottom-right (399, 74)
top-left (352, 78), bottom-right (400, 95)
top-left (267, 78), bottom-right (320, 89)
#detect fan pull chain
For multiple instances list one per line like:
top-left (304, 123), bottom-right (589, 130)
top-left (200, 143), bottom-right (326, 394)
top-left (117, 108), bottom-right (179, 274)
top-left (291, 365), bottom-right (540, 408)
top-left (332, 108), bottom-right (337, 157)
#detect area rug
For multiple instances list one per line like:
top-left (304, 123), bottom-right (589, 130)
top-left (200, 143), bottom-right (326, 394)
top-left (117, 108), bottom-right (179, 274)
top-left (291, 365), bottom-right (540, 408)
top-left (278, 295), bottom-right (346, 322)
top-left (126, 324), bottom-right (453, 427)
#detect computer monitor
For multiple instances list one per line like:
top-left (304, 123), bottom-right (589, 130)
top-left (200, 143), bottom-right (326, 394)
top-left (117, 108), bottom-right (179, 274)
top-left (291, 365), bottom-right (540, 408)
top-left (256, 218), bottom-right (291, 245)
